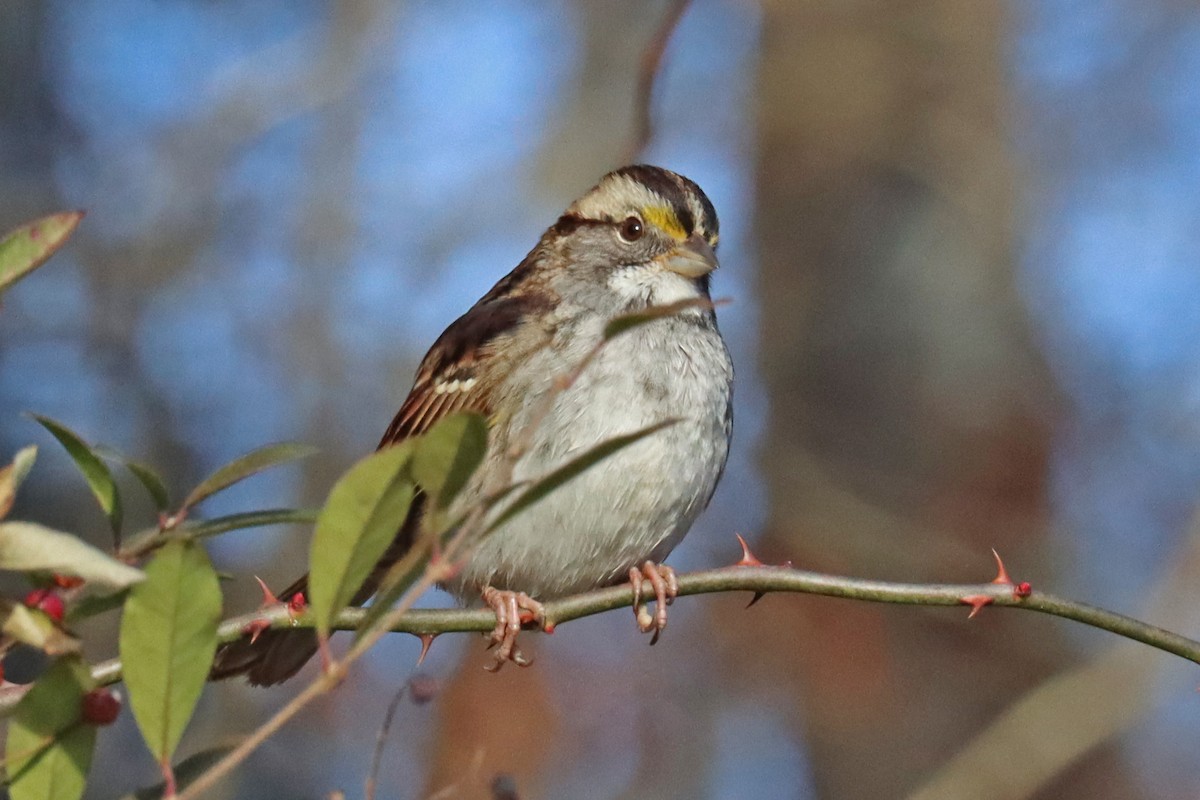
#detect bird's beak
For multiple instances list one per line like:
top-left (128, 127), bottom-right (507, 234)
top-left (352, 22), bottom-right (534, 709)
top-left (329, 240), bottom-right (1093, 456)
top-left (663, 234), bottom-right (718, 278)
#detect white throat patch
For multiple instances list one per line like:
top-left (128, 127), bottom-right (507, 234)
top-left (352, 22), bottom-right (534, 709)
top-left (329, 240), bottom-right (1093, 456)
top-left (607, 265), bottom-right (703, 307)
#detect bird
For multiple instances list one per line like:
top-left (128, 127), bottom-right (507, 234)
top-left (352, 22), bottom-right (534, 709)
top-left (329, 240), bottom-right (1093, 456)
top-left (211, 164), bottom-right (733, 684)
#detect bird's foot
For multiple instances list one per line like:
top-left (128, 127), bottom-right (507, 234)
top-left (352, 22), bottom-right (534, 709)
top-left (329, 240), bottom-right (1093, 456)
top-left (481, 587), bottom-right (545, 672)
top-left (629, 561), bottom-right (678, 645)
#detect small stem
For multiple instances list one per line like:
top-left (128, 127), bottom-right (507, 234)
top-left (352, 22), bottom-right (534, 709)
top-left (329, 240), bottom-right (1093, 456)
top-left (365, 682), bottom-right (408, 800)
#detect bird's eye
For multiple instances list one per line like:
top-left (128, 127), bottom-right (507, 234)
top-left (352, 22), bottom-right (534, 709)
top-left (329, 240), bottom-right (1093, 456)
top-left (618, 216), bottom-right (644, 243)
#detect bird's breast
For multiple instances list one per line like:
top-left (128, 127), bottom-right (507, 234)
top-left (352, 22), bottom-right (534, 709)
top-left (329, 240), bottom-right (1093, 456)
top-left (449, 314), bottom-right (732, 600)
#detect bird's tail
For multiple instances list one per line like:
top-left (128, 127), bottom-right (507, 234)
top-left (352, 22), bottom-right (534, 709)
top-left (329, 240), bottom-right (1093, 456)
top-left (210, 501), bottom-right (423, 686)
top-left (209, 574), bottom-right (318, 686)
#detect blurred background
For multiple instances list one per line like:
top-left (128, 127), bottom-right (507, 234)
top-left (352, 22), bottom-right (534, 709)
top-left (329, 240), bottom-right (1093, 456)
top-left (3, 0), bottom-right (1200, 798)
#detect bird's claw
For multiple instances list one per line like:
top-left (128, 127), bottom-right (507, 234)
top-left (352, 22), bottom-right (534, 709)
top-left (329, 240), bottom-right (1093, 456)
top-left (481, 587), bottom-right (544, 672)
top-left (629, 561), bottom-right (677, 645)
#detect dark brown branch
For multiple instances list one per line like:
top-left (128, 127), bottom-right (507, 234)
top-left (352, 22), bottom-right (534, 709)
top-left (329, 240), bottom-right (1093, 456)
top-left (623, 0), bottom-right (692, 163)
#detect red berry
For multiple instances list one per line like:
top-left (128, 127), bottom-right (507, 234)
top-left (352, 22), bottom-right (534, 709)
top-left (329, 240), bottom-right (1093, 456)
top-left (23, 588), bottom-right (65, 622)
top-left (289, 592), bottom-right (307, 613)
top-left (81, 688), bottom-right (121, 725)
top-left (51, 574), bottom-right (85, 589)
top-left (22, 588), bottom-right (48, 606)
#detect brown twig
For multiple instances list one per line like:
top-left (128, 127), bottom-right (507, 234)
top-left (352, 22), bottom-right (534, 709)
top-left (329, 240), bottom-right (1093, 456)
top-left (364, 681), bottom-right (408, 800)
top-left (623, 0), bottom-right (693, 163)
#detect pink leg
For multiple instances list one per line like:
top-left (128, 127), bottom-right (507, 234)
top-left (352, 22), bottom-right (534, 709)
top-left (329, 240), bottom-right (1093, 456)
top-left (481, 587), bottom-right (545, 672)
top-left (628, 561), bottom-right (679, 645)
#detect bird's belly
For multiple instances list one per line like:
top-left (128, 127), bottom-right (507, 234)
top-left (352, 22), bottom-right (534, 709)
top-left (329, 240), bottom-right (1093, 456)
top-left (451, 325), bottom-right (731, 599)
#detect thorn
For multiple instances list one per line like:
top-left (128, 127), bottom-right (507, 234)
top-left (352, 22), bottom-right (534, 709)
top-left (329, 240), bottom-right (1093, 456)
top-left (543, 621), bottom-right (556, 634)
top-left (415, 633), bottom-right (437, 666)
top-left (734, 533), bottom-right (764, 567)
top-left (254, 576), bottom-right (280, 606)
top-left (243, 618), bottom-right (271, 644)
top-left (1014, 581), bottom-right (1032, 599)
top-left (960, 594), bottom-right (993, 619)
top-left (746, 591), bottom-right (766, 608)
top-left (51, 573), bottom-right (84, 589)
top-left (990, 548), bottom-right (1012, 585)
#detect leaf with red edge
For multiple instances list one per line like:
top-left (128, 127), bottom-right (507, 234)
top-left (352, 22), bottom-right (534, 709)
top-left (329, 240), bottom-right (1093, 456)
top-left (0, 211), bottom-right (84, 296)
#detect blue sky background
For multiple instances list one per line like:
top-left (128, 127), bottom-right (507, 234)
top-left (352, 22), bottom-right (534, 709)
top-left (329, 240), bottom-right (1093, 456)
top-left (2, 1), bottom-right (1200, 797)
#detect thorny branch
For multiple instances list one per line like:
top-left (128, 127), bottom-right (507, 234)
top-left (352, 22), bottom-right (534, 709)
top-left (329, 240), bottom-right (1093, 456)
top-left (4, 556), bottom-right (1197, 721)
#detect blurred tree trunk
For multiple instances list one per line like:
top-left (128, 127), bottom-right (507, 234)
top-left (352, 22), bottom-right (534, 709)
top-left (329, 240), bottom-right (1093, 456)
top-left (749, 3), bottom-right (1144, 798)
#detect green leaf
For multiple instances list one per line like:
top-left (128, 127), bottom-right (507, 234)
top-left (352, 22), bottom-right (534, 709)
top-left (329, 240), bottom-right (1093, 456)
top-left (602, 297), bottom-right (718, 340)
top-left (120, 507), bottom-right (319, 559)
top-left (119, 540), bottom-right (221, 764)
top-left (309, 444), bottom-right (416, 639)
top-left (411, 411), bottom-right (488, 510)
top-left (123, 460), bottom-right (171, 514)
top-left (9, 725), bottom-right (94, 800)
top-left (64, 589), bottom-right (129, 624)
top-left (92, 445), bottom-right (172, 514)
top-left (30, 415), bottom-right (122, 541)
top-left (0, 211), bottom-right (84, 296)
top-left (6, 657), bottom-right (95, 800)
top-left (0, 522), bottom-right (144, 589)
top-left (1, 601), bottom-right (81, 656)
top-left (121, 745), bottom-right (235, 800)
top-left (351, 534), bottom-right (431, 640)
top-left (181, 442), bottom-right (318, 511)
top-left (488, 419), bottom-right (679, 533)
top-left (0, 445), bottom-right (37, 519)
top-left (183, 507), bottom-right (319, 541)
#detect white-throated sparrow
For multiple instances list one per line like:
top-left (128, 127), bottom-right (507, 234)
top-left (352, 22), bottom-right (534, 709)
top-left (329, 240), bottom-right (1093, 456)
top-left (212, 165), bottom-right (733, 684)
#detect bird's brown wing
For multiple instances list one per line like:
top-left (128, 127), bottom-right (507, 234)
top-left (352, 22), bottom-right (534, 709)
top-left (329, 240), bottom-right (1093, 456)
top-left (211, 289), bottom-right (551, 686)
top-left (377, 290), bottom-right (550, 447)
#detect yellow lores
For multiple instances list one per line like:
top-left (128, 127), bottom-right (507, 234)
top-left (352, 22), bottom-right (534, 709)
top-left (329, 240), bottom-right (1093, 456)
top-left (642, 205), bottom-right (688, 241)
